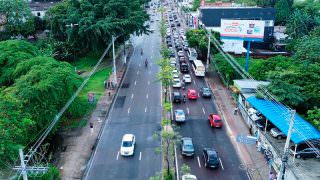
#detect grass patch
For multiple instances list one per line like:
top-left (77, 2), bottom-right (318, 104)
top-left (79, 67), bottom-right (112, 101)
top-left (72, 51), bottom-right (104, 71)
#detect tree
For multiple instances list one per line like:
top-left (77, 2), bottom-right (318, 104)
top-left (0, 40), bottom-right (39, 86)
top-left (180, 164), bottom-right (191, 175)
top-left (156, 58), bottom-right (173, 102)
top-left (191, 0), bottom-right (200, 11)
top-left (306, 107), bottom-right (320, 130)
top-left (8, 56), bottom-right (85, 130)
top-left (0, 91), bottom-right (35, 165)
top-left (0, 0), bottom-right (35, 40)
top-left (46, 0), bottom-right (149, 51)
top-left (294, 36), bottom-right (320, 64)
top-left (286, 9), bottom-right (319, 39)
top-left (275, 0), bottom-right (292, 25)
top-left (265, 70), bottom-right (305, 107)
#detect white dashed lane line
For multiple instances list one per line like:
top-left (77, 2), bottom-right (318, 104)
top-left (219, 158), bottom-right (224, 170)
top-left (202, 107), bottom-right (206, 115)
top-left (137, 70), bottom-right (140, 75)
top-left (197, 156), bottom-right (202, 168)
top-left (145, 107), bottom-right (147, 112)
top-left (128, 108), bottom-right (131, 114)
top-left (146, 94), bottom-right (149, 99)
top-left (186, 107), bottom-right (190, 114)
top-left (116, 151), bottom-right (119, 160)
top-left (131, 93), bottom-right (134, 99)
top-left (134, 80), bottom-right (137, 85)
top-left (139, 152), bottom-right (142, 161)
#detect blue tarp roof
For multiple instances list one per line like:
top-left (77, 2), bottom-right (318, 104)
top-left (247, 96), bottom-right (320, 144)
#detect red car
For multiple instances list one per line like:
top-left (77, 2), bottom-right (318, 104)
top-left (187, 89), bottom-right (198, 100)
top-left (208, 114), bottom-right (223, 128)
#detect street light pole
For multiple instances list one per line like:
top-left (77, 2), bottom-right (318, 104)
top-left (277, 110), bottom-right (296, 180)
top-left (112, 35), bottom-right (118, 86)
top-left (206, 32), bottom-right (211, 71)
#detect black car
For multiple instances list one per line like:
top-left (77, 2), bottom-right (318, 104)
top-left (255, 119), bottom-right (274, 131)
top-left (180, 63), bottom-right (189, 73)
top-left (181, 137), bottom-right (195, 157)
top-left (200, 87), bottom-right (212, 98)
top-left (290, 147), bottom-right (320, 159)
top-left (173, 91), bottom-right (182, 103)
top-left (203, 148), bottom-right (220, 168)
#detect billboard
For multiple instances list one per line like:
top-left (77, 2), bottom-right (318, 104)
top-left (220, 20), bottom-right (265, 42)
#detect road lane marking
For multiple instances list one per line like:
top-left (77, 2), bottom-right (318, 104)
top-left (116, 151), bottom-right (120, 160)
top-left (186, 107), bottom-right (190, 114)
top-left (139, 152), bottom-right (142, 160)
top-left (131, 93), bottom-right (134, 99)
top-left (145, 107), bottom-right (147, 112)
top-left (148, 81), bottom-right (150, 85)
top-left (146, 94), bottom-right (149, 99)
top-left (202, 107), bottom-right (206, 115)
top-left (198, 93), bottom-right (200, 97)
top-left (193, 81), bottom-right (196, 85)
top-left (219, 158), bottom-right (224, 170)
top-left (134, 80), bottom-right (137, 85)
top-left (137, 70), bottom-right (140, 75)
top-left (197, 156), bottom-right (202, 168)
top-left (139, 63), bottom-right (141, 67)
top-left (128, 107), bottom-right (131, 114)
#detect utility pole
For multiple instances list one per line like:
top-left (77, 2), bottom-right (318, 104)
top-left (19, 149), bottom-right (28, 180)
top-left (277, 110), bottom-right (296, 180)
top-left (112, 35), bottom-right (117, 86)
top-left (123, 37), bottom-right (126, 64)
top-left (206, 32), bottom-right (211, 71)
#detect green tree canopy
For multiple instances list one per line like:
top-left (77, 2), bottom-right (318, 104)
top-left (7, 56), bottom-right (83, 130)
top-left (0, 91), bottom-right (35, 164)
top-left (275, 0), bottom-right (293, 25)
top-left (46, 0), bottom-right (149, 51)
top-left (294, 36), bottom-right (320, 64)
top-left (0, 40), bottom-right (39, 86)
top-left (0, 0), bottom-right (35, 40)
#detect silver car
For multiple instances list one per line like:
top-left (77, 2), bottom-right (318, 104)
top-left (175, 109), bottom-right (186, 122)
top-left (270, 128), bottom-right (286, 139)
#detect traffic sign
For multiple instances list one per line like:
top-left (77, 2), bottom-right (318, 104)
top-left (236, 135), bottom-right (257, 145)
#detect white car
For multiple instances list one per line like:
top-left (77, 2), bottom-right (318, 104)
top-left (183, 74), bottom-right (192, 83)
top-left (175, 109), bottom-right (186, 122)
top-left (172, 78), bottom-right (182, 88)
top-left (172, 69), bottom-right (179, 75)
top-left (182, 174), bottom-right (197, 180)
top-left (174, 33), bottom-right (179, 39)
top-left (178, 50), bottom-right (184, 57)
top-left (172, 73), bottom-right (179, 79)
top-left (120, 134), bottom-right (135, 156)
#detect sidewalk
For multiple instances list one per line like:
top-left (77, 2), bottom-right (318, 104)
top-left (56, 45), bottom-right (133, 180)
top-left (206, 70), bottom-right (270, 180)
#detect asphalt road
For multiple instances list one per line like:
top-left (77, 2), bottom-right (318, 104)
top-left (85, 11), bottom-right (162, 180)
top-left (168, 7), bottom-right (249, 180)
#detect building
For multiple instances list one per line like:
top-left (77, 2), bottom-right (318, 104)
top-left (0, 13), bottom-right (6, 32)
top-left (198, 3), bottom-right (276, 53)
top-left (29, 1), bottom-right (59, 19)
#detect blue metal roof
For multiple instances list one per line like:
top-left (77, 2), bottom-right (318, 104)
top-left (247, 96), bottom-right (320, 144)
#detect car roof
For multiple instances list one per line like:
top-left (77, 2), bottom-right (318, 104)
top-left (182, 137), bottom-right (193, 145)
top-left (184, 74), bottom-right (190, 77)
top-left (173, 91), bottom-right (181, 95)
top-left (205, 148), bottom-right (218, 156)
top-left (122, 134), bottom-right (134, 141)
top-left (210, 114), bottom-right (221, 120)
top-left (188, 89), bottom-right (196, 92)
top-left (175, 109), bottom-right (184, 113)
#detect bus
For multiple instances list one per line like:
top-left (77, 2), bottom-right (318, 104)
top-left (191, 60), bottom-right (205, 77)
top-left (187, 48), bottom-right (197, 61)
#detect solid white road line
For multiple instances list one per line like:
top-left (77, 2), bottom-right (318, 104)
top-left (131, 93), bottom-right (134, 99)
top-left (116, 151), bottom-right (120, 160)
top-left (134, 80), bottom-right (137, 85)
top-left (219, 158), bottom-right (224, 170)
top-left (202, 107), bottom-right (206, 115)
top-left (145, 107), bottom-right (147, 112)
top-left (174, 146), bottom-right (180, 180)
top-left (197, 156), bottom-right (202, 168)
top-left (187, 107), bottom-right (190, 114)
top-left (146, 94), bottom-right (149, 99)
top-left (128, 108), bottom-right (130, 114)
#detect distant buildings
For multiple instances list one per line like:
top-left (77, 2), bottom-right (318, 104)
top-left (29, 1), bottom-right (60, 19)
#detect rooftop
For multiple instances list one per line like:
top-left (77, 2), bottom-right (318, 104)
top-left (29, 1), bottom-right (60, 11)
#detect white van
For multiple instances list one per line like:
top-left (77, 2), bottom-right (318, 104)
top-left (187, 48), bottom-right (197, 61)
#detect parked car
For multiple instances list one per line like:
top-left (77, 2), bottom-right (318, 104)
top-left (200, 87), bottom-right (212, 98)
top-left (183, 74), bottom-right (192, 83)
top-left (173, 91), bottom-right (182, 103)
top-left (290, 147), bottom-right (320, 159)
top-left (270, 128), bottom-right (286, 139)
top-left (181, 137), bottom-right (195, 156)
top-left (175, 109), bottom-right (186, 122)
top-left (120, 134), bottom-right (135, 156)
top-left (208, 114), bottom-right (222, 128)
top-left (170, 60), bottom-right (176, 67)
top-left (255, 119), bottom-right (275, 131)
top-left (181, 174), bottom-right (197, 180)
top-left (187, 89), bottom-right (198, 100)
top-left (203, 148), bottom-right (220, 168)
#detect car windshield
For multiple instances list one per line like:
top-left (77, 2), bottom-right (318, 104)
top-left (214, 119), bottom-right (221, 123)
top-left (184, 144), bottom-right (194, 150)
top-left (176, 110), bottom-right (184, 115)
top-left (208, 151), bottom-right (218, 161)
top-left (122, 141), bottom-right (132, 147)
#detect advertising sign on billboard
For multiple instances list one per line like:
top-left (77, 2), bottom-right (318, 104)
top-left (220, 20), bottom-right (265, 42)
